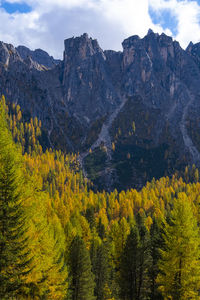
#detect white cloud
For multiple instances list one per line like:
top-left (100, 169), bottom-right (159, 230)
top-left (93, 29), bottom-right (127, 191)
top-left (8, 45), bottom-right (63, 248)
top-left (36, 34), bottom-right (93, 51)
top-left (149, 0), bottom-right (200, 48)
top-left (0, 0), bottom-right (199, 58)
top-left (97, 0), bottom-right (165, 37)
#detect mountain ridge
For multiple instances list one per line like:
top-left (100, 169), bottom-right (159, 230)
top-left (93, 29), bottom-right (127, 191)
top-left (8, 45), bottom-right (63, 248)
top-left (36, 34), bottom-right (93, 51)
top-left (0, 30), bottom-right (200, 190)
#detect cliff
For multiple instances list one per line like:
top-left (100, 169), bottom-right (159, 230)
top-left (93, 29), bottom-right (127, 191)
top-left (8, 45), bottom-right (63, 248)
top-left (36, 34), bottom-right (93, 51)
top-left (0, 31), bottom-right (200, 190)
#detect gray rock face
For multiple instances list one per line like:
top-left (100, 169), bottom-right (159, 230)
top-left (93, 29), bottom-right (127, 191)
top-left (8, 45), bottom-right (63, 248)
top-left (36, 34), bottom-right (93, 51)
top-left (16, 45), bottom-right (60, 69)
top-left (1, 31), bottom-right (200, 190)
top-left (186, 42), bottom-right (200, 71)
top-left (62, 33), bottom-right (121, 123)
top-left (0, 41), bottom-right (22, 67)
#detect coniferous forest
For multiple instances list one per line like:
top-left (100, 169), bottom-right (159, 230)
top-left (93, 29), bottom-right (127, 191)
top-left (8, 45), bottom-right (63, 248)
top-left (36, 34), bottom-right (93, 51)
top-left (1, 94), bottom-right (200, 299)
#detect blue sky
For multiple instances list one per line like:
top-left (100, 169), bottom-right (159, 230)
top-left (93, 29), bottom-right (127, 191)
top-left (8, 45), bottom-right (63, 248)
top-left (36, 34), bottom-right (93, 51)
top-left (149, 7), bottom-right (179, 35)
top-left (1, 1), bottom-right (31, 13)
top-left (0, 0), bottom-right (200, 58)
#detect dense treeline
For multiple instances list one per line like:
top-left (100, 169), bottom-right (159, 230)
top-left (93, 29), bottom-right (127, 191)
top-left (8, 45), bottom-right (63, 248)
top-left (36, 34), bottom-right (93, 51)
top-left (1, 95), bottom-right (200, 299)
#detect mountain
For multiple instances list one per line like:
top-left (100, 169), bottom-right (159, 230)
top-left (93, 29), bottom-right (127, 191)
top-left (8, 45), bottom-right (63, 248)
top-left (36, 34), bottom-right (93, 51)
top-left (16, 45), bottom-right (61, 69)
top-left (0, 31), bottom-right (200, 191)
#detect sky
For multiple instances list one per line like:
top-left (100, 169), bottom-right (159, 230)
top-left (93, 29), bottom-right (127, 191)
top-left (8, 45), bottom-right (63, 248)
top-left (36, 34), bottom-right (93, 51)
top-left (0, 0), bottom-right (200, 58)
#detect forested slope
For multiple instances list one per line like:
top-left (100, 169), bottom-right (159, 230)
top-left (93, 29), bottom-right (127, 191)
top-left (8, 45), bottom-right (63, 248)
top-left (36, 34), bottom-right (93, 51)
top-left (1, 95), bottom-right (200, 299)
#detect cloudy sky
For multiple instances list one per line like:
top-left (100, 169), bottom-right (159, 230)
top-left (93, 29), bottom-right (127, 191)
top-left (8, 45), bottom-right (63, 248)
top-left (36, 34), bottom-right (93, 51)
top-left (0, 0), bottom-right (200, 58)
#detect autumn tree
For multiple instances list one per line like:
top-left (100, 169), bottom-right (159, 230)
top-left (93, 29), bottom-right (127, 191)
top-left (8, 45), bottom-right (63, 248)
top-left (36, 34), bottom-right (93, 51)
top-left (0, 97), bottom-right (32, 298)
top-left (157, 193), bottom-right (200, 299)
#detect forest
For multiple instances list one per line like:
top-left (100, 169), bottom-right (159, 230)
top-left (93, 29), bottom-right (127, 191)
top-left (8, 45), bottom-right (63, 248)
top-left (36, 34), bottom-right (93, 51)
top-left (0, 94), bottom-right (200, 300)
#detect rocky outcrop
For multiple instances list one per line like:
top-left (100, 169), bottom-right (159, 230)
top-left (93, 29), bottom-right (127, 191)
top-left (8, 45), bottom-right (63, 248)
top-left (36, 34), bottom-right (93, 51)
top-left (16, 45), bottom-right (60, 69)
top-left (0, 31), bottom-right (200, 190)
top-left (0, 41), bottom-right (22, 67)
top-left (62, 33), bottom-right (121, 123)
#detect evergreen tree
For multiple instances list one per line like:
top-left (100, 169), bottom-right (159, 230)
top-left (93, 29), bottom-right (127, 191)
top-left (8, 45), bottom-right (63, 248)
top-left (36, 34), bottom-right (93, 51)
top-left (0, 97), bottom-right (31, 298)
top-left (119, 224), bottom-right (150, 300)
top-left (85, 206), bottom-right (96, 230)
top-left (90, 239), bottom-right (110, 300)
top-left (69, 236), bottom-right (95, 300)
top-left (149, 218), bottom-right (163, 300)
top-left (157, 193), bottom-right (200, 299)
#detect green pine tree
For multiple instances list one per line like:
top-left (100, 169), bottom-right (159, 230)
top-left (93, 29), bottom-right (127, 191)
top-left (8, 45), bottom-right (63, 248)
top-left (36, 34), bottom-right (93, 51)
top-left (90, 239), bottom-right (110, 300)
top-left (119, 223), bottom-right (150, 300)
top-left (157, 193), bottom-right (200, 299)
top-left (69, 236), bottom-right (96, 300)
top-left (149, 218), bottom-right (163, 300)
top-left (0, 97), bottom-right (31, 298)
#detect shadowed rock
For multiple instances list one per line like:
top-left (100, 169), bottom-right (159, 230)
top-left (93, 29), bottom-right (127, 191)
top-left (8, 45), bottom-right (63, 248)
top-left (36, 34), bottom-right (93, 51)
top-left (0, 31), bottom-right (200, 190)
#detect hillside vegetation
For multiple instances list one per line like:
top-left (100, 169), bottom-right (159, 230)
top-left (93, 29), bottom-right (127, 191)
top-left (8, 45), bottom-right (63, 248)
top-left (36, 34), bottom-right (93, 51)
top-left (1, 95), bottom-right (200, 299)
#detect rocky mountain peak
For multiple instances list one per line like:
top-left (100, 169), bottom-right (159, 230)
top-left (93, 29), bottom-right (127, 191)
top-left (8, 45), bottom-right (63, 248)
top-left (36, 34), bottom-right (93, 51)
top-left (159, 33), bottom-right (173, 45)
top-left (64, 33), bottom-right (105, 63)
top-left (121, 30), bottom-right (175, 70)
top-left (147, 28), bottom-right (155, 35)
top-left (0, 41), bottom-right (22, 67)
top-left (62, 33), bottom-right (120, 124)
top-left (1, 31), bottom-right (200, 190)
top-left (186, 41), bottom-right (200, 56)
top-left (16, 45), bottom-right (60, 69)
top-left (122, 35), bottom-right (142, 68)
top-left (144, 31), bottom-right (175, 54)
top-left (186, 41), bottom-right (200, 70)
top-left (122, 34), bottom-right (140, 50)
top-left (186, 41), bottom-right (194, 53)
